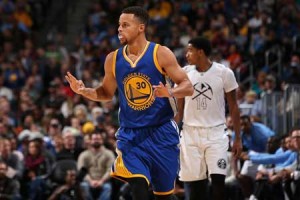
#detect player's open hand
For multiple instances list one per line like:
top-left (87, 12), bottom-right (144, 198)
top-left (65, 72), bottom-right (86, 95)
top-left (153, 82), bottom-right (171, 98)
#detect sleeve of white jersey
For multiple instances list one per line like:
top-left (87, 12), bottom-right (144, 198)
top-left (223, 67), bottom-right (239, 93)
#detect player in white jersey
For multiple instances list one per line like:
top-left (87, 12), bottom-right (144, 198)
top-left (176, 37), bottom-right (242, 200)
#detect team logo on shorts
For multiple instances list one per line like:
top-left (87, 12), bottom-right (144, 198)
top-left (217, 159), bottom-right (227, 169)
top-left (123, 72), bottom-right (154, 111)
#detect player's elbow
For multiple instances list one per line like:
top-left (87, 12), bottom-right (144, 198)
top-left (95, 88), bottom-right (114, 101)
top-left (186, 82), bottom-right (194, 96)
top-left (100, 94), bottom-right (114, 101)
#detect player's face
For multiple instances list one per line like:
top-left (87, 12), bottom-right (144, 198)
top-left (186, 44), bottom-right (200, 65)
top-left (118, 14), bottom-right (144, 45)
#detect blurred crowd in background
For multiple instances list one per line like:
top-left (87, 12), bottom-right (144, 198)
top-left (1, 0), bottom-right (300, 199)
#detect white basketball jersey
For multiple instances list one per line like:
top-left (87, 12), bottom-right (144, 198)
top-left (183, 62), bottom-right (238, 127)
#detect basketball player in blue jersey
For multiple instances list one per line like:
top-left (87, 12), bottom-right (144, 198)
top-left (65, 6), bottom-right (193, 200)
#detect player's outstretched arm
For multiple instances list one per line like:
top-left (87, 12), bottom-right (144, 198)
top-left (153, 45), bottom-right (193, 98)
top-left (65, 52), bottom-right (117, 102)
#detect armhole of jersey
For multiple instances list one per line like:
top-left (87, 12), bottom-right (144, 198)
top-left (153, 44), bottom-right (166, 75)
top-left (112, 49), bottom-right (118, 78)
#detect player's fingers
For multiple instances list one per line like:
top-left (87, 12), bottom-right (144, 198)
top-left (65, 74), bottom-right (73, 83)
top-left (153, 88), bottom-right (161, 97)
top-left (159, 82), bottom-right (165, 87)
top-left (65, 75), bottom-right (71, 83)
top-left (78, 80), bottom-right (84, 87)
top-left (67, 71), bottom-right (77, 81)
top-left (152, 85), bottom-right (161, 89)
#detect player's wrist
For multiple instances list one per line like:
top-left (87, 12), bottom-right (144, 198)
top-left (234, 135), bottom-right (241, 141)
top-left (168, 88), bottom-right (174, 97)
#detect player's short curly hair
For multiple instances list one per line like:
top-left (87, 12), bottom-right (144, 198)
top-left (122, 6), bottom-right (149, 26)
top-left (188, 37), bottom-right (212, 56)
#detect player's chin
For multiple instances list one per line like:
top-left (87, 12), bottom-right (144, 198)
top-left (119, 39), bottom-right (127, 45)
top-left (187, 60), bottom-right (194, 65)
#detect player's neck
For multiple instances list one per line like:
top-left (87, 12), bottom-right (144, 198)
top-left (196, 60), bottom-right (213, 73)
top-left (127, 38), bottom-right (148, 56)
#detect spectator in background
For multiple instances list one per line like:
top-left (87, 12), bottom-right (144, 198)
top-left (211, 48), bottom-right (231, 68)
top-left (236, 115), bottom-right (275, 198)
top-left (148, 0), bottom-right (172, 27)
top-left (280, 127), bottom-right (300, 200)
top-left (43, 117), bottom-right (62, 154)
top-left (9, 137), bottom-right (23, 162)
top-left (56, 126), bottom-right (83, 161)
top-left (73, 104), bottom-right (88, 124)
top-left (3, 60), bottom-right (26, 90)
top-left (78, 131), bottom-right (114, 200)
top-left (261, 74), bottom-right (277, 97)
top-left (249, 136), bottom-right (284, 200)
top-left (91, 107), bottom-right (104, 126)
top-left (0, 73), bottom-right (14, 102)
top-left (0, 160), bottom-right (21, 200)
top-left (283, 53), bottom-right (300, 85)
top-left (0, 97), bottom-right (16, 127)
top-left (251, 71), bottom-right (267, 98)
top-left (14, 3), bottom-right (33, 29)
top-left (0, 119), bottom-right (15, 139)
top-left (53, 135), bottom-right (64, 156)
top-left (48, 169), bottom-right (85, 200)
top-left (0, 138), bottom-right (23, 179)
top-left (42, 80), bottom-right (65, 114)
top-left (23, 139), bottom-right (52, 200)
top-left (24, 140), bottom-right (51, 179)
top-left (236, 84), bottom-right (247, 105)
top-left (239, 115), bottom-right (275, 153)
top-left (239, 90), bottom-right (262, 121)
top-left (226, 43), bottom-right (242, 71)
top-left (70, 115), bottom-right (83, 131)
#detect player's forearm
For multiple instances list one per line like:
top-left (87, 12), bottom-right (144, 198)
top-left (171, 79), bottom-right (193, 98)
top-left (174, 98), bottom-right (184, 124)
top-left (80, 86), bottom-right (113, 102)
top-left (230, 105), bottom-right (241, 140)
top-left (79, 88), bottom-right (99, 101)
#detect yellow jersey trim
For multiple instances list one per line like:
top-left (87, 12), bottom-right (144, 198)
top-left (153, 189), bottom-right (175, 195)
top-left (112, 49), bottom-right (118, 78)
top-left (111, 148), bottom-right (150, 185)
top-left (153, 44), bottom-right (165, 75)
top-left (110, 172), bottom-right (150, 185)
top-left (123, 41), bottom-right (150, 68)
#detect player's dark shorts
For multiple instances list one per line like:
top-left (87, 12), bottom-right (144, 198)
top-left (111, 120), bottom-right (179, 195)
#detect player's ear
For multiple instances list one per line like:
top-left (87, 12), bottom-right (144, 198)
top-left (197, 49), bottom-right (203, 56)
top-left (139, 24), bottom-right (145, 33)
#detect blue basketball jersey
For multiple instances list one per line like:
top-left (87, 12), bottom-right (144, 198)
top-left (113, 42), bottom-right (176, 128)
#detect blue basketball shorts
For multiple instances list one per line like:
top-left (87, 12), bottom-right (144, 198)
top-left (111, 120), bottom-right (180, 195)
